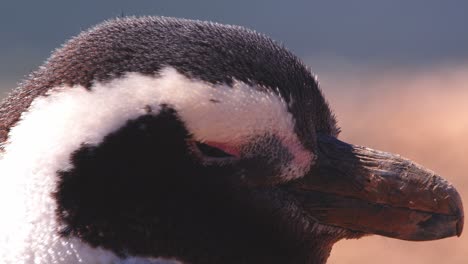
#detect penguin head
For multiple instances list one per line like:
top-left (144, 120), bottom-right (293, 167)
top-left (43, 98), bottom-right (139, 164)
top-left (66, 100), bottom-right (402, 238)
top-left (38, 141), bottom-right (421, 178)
top-left (0, 17), bottom-right (462, 264)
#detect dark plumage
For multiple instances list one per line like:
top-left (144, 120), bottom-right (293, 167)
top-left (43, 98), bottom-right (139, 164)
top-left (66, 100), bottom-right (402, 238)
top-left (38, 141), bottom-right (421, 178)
top-left (0, 17), bottom-right (463, 264)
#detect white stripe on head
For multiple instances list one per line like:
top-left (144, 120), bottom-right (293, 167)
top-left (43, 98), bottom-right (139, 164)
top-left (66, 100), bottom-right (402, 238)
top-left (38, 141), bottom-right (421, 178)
top-left (0, 67), bottom-right (313, 263)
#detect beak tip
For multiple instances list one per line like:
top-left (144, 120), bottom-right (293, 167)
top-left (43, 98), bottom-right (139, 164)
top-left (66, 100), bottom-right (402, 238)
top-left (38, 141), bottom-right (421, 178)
top-left (449, 185), bottom-right (464, 237)
top-left (456, 214), bottom-right (464, 237)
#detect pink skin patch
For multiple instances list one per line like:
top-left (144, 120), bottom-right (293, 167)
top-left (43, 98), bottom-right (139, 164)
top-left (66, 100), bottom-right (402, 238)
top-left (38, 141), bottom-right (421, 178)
top-left (282, 137), bottom-right (315, 167)
top-left (204, 141), bottom-right (241, 158)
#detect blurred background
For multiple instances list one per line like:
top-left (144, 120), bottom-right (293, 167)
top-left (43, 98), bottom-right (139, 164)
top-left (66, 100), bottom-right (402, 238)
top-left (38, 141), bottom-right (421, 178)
top-left (1, 1), bottom-right (467, 263)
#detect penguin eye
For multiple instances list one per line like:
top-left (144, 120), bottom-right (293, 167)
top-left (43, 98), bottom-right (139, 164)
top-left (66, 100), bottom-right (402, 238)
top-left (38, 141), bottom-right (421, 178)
top-left (195, 142), bottom-right (234, 158)
top-left (190, 141), bottom-right (240, 164)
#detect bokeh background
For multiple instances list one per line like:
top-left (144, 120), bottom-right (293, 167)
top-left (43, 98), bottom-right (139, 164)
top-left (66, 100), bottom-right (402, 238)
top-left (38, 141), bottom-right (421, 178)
top-left (1, 1), bottom-right (467, 263)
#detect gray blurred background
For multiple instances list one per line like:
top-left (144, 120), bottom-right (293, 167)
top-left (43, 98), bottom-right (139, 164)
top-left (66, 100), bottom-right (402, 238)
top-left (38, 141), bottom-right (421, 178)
top-left (1, 1), bottom-right (467, 263)
top-left (1, 0), bottom-right (467, 94)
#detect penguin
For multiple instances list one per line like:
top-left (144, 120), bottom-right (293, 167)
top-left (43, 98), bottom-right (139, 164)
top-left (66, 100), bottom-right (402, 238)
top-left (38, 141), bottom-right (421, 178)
top-left (0, 16), bottom-right (463, 264)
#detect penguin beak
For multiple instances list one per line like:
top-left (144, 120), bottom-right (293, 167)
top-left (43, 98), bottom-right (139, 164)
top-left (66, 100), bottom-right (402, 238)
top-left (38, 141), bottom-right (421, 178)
top-left (289, 134), bottom-right (464, 241)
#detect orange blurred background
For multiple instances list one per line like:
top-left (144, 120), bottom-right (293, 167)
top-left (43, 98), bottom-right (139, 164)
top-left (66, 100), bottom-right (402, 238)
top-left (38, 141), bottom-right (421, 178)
top-left (317, 64), bottom-right (468, 264)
